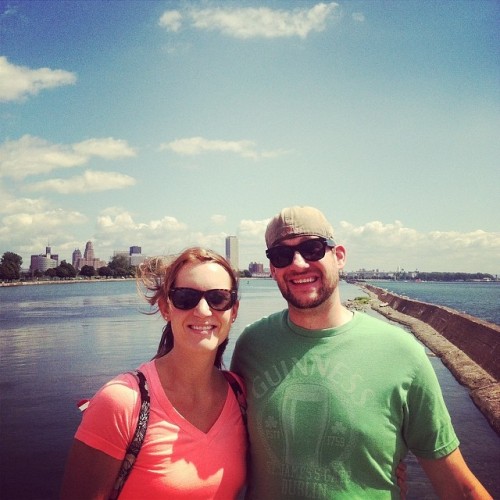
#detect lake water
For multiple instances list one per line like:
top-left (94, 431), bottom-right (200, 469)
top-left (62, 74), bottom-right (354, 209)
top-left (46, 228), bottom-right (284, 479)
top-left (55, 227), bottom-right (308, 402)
top-left (365, 280), bottom-right (500, 326)
top-left (0, 279), bottom-right (498, 499)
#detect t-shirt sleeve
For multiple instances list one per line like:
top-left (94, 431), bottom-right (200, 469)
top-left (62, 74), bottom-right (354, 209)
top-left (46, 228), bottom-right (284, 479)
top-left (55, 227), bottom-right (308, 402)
top-left (403, 355), bottom-right (459, 459)
top-left (230, 332), bottom-right (245, 374)
top-left (75, 374), bottom-right (140, 460)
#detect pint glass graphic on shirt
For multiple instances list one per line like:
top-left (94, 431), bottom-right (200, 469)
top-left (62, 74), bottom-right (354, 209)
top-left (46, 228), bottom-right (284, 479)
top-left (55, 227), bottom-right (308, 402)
top-left (281, 383), bottom-right (329, 466)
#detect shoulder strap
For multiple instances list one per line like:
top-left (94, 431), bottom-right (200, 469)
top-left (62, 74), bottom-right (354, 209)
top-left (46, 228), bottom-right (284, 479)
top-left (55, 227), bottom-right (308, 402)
top-left (222, 371), bottom-right (247, 426)
top-left (108, 370), bottom-right (150, 500)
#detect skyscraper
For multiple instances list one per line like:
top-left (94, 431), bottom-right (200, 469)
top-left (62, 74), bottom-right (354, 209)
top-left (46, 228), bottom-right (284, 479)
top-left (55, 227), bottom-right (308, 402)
top-left (225, 236), bottom-right (239, 271)
top-left (84, 241), bottom-right (95, 261)
top-left (74, 241), bottom-right (107, 270)
top-left (72, 248), bottom-right (82, 269)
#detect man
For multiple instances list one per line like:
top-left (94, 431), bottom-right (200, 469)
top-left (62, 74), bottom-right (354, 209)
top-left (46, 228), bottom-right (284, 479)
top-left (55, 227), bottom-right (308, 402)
top-left (231, 206), bottom-right (491, 499)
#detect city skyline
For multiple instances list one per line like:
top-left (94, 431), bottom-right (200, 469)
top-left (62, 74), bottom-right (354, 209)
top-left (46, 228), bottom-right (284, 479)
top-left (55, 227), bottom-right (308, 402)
top-left (1, 1), bottom-right (499, 275)
top-left (17, 238), bottom-right (498, 278)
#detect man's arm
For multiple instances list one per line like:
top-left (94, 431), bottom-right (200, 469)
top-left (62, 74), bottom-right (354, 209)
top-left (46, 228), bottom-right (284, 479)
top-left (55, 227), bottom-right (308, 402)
top-left (418, 448), bottom-right (492, 499)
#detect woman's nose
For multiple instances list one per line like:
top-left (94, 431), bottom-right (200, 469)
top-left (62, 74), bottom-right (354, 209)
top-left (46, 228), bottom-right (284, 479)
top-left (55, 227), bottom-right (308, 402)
top-left (193, 297), bottom-right (212, 316)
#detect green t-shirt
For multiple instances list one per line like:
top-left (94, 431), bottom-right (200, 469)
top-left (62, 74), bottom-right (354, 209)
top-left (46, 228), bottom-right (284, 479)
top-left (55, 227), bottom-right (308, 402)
top-left (231, 311), bottom-right (458, 499)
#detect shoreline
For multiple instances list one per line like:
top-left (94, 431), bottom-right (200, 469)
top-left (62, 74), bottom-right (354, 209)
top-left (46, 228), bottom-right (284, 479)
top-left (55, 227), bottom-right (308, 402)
top-left (0, 278), bottom-right (135, 287)
top-left (352, 284), bottom-right (500, 436)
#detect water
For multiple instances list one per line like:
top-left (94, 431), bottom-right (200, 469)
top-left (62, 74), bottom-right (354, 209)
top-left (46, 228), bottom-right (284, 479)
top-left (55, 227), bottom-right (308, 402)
top-left (0, 279), bottom-right (498, 499)
top-left (365, 280), bottom-right (500, 326)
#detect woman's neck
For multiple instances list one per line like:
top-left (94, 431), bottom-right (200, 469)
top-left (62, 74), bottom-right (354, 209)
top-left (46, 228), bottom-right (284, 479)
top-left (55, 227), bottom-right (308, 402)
top-left (155, 350), bottom-right (219, 391)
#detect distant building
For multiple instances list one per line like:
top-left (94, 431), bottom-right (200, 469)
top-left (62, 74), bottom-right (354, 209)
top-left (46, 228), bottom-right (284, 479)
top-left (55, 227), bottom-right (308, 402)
top-left (249, 262), bottom-right (264, 274)
top-left (74, 241), bottom-right (107, 270)
top-left (225, 236), bottom-right (239, 271)
top-left (30, 246), bottom-right (58, 275)
top-left (130, 253), bottom-right (146, 267)
top-left (72, 248), bottom-right (82, 269)
top-left (128, 246), bottom-right (145, 267)
top-left (113, 250), bottom-right (129, 259)
top-left (112, 246), bottom-right (146, 267)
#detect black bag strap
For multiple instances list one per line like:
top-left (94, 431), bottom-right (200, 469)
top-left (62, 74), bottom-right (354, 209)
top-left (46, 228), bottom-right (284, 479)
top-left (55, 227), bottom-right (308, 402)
top-left (222, 371), bottom-right (247, 426)
top-left (108, 370), bottom-right (150, 500)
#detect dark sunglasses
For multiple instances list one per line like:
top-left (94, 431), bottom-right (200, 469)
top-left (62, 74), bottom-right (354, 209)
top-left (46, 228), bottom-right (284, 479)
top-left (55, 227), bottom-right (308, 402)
top-left (266, 238), bottom-right (335, 268)
top-left (168, 287), bottom-right (237, 311)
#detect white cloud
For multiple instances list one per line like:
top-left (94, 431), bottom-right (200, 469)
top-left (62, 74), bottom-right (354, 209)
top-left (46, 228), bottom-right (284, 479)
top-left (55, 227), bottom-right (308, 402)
top-left (427, 229), bottom-right (500, 250)
top-left (162, 137), bottom-right (257, 157)
top-left (0, 56), bottom-right (77, 102)
top-left (0, 208), bottom-right (88, 253)
top-left (1, 209), bottom-right (87, 231)
top-left (0, 135), bottom-right (137, 180)
top-left (94, 211), bottom-right (193, 255)
top-left (0, 187), bottom-right (51, 214)
top-left (337, 220), bottom-right (500, 273)
top-left (211, 214), bottom-right (227, 225)
top-left (25, 170), bottom-right (136, 194)
top-left (159, 2), bottom-right (339, 39)
top-left (238, 218), bottom-right (270, 239)
top-left (339, 220), bottom-right (500, 251)
top-left (4, 210), bottom-right (499, 274)
top-left (352, 12), bottom-right (365, 23)
top-left (72, 138), bottom-right (137, 159)
top-left (160, 136), bottom-right (288, 160)
top-left (92, 210), bottom-right (240, 258)
top-left (339, 220), bottom-right (420, 247)
top-left (96, 211), bottom-right (187, 236)
top-left (158, 10), bottom-right (183, 32)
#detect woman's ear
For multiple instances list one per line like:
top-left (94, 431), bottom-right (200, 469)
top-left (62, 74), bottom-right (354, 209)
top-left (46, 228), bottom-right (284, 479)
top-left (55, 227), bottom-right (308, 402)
top-left (231, 300), bottom-right (240, 323)
top-left (158, 296), bottom-right (170, 321)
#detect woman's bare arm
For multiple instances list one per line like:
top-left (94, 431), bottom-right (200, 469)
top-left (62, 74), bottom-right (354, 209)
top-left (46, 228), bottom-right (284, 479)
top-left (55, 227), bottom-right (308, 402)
top-left (60, 439), bottom-right (122, 500)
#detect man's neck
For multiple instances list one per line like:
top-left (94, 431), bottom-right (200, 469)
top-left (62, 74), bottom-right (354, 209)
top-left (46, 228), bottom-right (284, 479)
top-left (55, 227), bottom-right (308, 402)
top-left (288, 299), bottom-right (353, 331)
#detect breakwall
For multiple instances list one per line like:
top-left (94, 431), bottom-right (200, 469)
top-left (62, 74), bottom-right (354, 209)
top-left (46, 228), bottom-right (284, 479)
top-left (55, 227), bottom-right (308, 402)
top-left (362, 284), bottom-right (500, 435)
top-left (364, 284), bottom-right (500, 379)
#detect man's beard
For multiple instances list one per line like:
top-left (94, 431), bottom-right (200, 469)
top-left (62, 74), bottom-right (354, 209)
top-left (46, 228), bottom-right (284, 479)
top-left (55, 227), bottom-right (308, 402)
top-left (277, 273), bottom-right (339, 310)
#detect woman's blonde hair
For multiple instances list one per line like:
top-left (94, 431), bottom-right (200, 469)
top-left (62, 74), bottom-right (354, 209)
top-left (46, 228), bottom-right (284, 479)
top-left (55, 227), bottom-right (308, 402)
top-left (137, 247), bottom-right (239, 368)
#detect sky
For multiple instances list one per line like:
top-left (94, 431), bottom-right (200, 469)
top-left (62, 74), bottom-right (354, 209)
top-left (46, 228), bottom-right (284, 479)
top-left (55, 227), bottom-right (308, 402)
top-left (0, 0), bottom-right (499, 275)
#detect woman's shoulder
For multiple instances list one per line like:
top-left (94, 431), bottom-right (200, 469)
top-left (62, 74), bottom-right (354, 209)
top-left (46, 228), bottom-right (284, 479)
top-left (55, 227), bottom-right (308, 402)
top-left (90, 359), bottom-right (156, 412)
top-left (90, 372), bottom-right (140, 411)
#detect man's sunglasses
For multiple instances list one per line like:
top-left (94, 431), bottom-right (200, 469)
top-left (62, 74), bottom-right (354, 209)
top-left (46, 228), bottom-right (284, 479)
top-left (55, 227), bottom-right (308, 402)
top-left (168, 287), bottom-right (237, 311)
top-left (266, 238), bottom-right (336, 268)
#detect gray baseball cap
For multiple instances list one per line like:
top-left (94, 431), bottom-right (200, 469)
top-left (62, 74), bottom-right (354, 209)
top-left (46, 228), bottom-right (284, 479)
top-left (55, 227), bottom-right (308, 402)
top-left (265, 206), bottom-right (335, 248)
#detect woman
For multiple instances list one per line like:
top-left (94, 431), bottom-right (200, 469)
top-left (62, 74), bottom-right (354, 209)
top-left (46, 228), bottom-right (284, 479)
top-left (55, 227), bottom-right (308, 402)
top-left (60, 248), bottom-right (246, 499)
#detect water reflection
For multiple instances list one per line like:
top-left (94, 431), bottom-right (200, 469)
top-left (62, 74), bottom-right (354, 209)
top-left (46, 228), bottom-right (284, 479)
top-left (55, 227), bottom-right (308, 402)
top-left (0, 280), bottom-right (498, 499)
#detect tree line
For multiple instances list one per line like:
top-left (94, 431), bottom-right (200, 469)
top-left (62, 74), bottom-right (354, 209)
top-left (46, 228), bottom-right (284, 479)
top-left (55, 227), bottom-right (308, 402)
top-left (349, 270), bottom-right (496, 282)
top-left (0, 252), bottom-right (136, 282)
top-left (413, 272), bottom-right (496, 282)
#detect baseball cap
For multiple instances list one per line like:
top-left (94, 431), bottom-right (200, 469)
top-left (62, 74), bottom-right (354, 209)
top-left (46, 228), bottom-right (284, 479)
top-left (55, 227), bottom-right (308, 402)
top-left (265, 206), bottom-right (335, 248)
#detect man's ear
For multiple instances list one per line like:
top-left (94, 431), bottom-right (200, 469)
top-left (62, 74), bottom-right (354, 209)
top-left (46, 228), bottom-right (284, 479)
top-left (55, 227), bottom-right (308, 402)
top-left (270, 264), bottom-right (277, 280)
top-left (334, 245), bottom-right (347, 269)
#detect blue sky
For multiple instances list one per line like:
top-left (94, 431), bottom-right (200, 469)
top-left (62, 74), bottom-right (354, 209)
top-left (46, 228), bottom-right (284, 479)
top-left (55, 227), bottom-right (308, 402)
top-left (1, 0), bottom-right (499, 274)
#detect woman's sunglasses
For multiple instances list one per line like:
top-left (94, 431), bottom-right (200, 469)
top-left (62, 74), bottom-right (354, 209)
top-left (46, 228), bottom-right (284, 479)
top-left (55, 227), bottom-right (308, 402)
top-left (168, 287), bottom-right (237, 311)
top-left (266, 238), bottom-right (336, 268)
